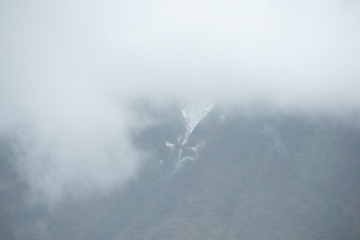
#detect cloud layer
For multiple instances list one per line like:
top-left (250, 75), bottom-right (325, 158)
top-left (1, 0), bottom-right (360, 206)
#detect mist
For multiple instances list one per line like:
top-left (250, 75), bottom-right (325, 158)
top-left (1, 0), bottom-right (360, 207)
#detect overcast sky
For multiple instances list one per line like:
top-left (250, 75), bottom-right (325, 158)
top-left (1, 0), bottom-right (360, 207)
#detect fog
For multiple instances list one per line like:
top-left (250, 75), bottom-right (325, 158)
top-left (1, 0), bottom-right (360, 207)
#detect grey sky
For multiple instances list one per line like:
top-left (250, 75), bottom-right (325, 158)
top-left (1, 0), bottom-right (360, 207)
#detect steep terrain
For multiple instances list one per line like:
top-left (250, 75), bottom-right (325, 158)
top-left (117, 105), bottom-right (360, 240)
top-left (1, 102), bottom-right (360, 239)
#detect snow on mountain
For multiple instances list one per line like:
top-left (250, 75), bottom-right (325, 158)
top-left (164, 101), bottom-right (214, 173)
top-left (173, 156), bottom-right (195, 172)
top-left (165, 141), bottom-right (175, 149)
top-left (187, 141), bottom-right (205, 157)
top-left (181, 101), bottom-right (214, 145)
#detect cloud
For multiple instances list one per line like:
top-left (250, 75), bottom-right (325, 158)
top-left (1, 0), bottom-right (360, 206)
top-left (9, 86), bottom-right (139, 208)
top-left (2, 0), bottom-right (360, 106)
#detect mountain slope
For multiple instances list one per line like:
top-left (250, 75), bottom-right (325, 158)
top-left (116, 106), bottom-right (360, 240)
top-left (1, 103), bottom-right (360, 239)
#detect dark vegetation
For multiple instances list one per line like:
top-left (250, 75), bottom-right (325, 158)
top-left (1, 104), bottom-right (360, 239)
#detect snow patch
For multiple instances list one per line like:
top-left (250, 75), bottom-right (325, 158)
top-left (188, 145), bottom-right (198, 152)
top-left (187, 141), bottom-right (205, 156)
top-left (167, 101), bottom-right (213, 174)
top-left (178, 149), bottom-right (182, 159)
top-left (181, 101), bottom-right (214, 145)
top-left (165, 141), bottom-right (174, 149)
top-left (173, 156), bottom-right (195, 172)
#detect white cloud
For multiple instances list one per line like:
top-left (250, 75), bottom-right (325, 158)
top-left (1, 0), bottom-right (360, 206)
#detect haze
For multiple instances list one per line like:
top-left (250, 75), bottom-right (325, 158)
top-left (0, 0), bottom-right (359, 207)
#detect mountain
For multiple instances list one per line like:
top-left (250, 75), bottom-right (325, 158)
top-left (1, 102), bottom-right (360, 239)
